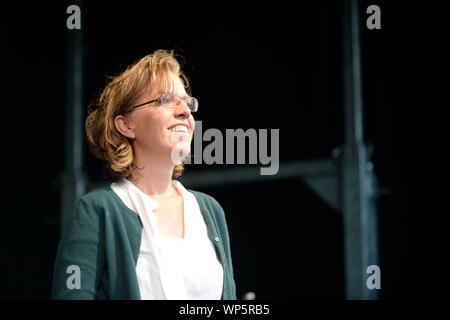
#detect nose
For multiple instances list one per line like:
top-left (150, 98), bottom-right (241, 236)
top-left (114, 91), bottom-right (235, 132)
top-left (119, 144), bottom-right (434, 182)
top-left (173, 99), bottom-right (192, 119)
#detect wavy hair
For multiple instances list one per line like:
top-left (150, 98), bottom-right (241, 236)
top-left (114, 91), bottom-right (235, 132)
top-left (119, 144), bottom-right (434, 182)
top-left (85, 49), bottom-right (190, 179)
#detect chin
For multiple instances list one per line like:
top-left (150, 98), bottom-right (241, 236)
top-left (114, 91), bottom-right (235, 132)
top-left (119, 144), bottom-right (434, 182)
top-left (169, 141), bottom-right (191, 165)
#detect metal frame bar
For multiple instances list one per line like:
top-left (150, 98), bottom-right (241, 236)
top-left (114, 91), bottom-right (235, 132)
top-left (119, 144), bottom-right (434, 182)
top-left (61, 0), bottom-right (86, 229)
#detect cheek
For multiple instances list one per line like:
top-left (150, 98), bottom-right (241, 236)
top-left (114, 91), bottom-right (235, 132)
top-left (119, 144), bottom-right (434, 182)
top-left (133, 116), bottom-right (160, 142)
top-left (189, 117), bottom-right (196, 132)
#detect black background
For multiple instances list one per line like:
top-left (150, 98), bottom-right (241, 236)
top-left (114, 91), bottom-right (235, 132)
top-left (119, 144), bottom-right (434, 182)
top-left (1, 0), bottom-right (448, 299)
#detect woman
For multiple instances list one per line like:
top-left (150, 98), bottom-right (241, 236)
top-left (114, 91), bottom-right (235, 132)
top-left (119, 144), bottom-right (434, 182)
top-left (51, 50), bottom-right (236, 300)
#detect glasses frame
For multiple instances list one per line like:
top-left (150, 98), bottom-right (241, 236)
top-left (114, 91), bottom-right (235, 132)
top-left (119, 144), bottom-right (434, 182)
top-left (124, 93), bottom-right (198, 114)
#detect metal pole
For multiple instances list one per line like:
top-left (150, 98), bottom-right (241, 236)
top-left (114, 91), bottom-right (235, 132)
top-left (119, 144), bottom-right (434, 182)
top-left (61, 0), bottom-right (86, 229)
top-left (341, 0), bottom-right (379, 299)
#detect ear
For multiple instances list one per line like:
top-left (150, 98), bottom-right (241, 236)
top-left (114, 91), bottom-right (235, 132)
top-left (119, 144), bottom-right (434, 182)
top-left (115, 115), bottom-right (136, 139)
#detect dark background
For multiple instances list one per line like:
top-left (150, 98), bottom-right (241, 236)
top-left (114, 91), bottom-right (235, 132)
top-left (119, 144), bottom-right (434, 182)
top-left (1, 0), bottom-right (448, 299)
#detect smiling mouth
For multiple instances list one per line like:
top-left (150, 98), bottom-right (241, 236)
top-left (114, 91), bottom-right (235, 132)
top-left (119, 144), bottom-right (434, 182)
top-left (168, 125), bottom-right (189, 133)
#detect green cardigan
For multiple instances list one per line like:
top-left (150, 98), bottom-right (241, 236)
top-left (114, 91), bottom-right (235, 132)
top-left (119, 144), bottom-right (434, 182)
top-left (51, 184), bottom-right (236, 300)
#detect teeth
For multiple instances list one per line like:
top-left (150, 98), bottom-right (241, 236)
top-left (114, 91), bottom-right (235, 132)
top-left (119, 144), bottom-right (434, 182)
top-left (169, 125), bottom-right (188, 133)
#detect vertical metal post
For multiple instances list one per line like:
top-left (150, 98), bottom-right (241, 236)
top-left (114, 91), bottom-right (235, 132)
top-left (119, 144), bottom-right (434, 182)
top-left (61, 0), bottom-right (86, 229)
top-left (315, 4), bottom-right (330, 156)
top-left (341, 0), bottom-right (379, 299)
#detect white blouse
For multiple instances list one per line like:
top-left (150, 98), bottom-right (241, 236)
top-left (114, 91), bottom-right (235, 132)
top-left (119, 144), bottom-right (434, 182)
top-left (110, 178), bottom-right (224, 300)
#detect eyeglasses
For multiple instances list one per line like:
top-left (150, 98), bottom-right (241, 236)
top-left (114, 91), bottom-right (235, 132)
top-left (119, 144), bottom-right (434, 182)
top-left (124, 93), bottom-right (199, 114)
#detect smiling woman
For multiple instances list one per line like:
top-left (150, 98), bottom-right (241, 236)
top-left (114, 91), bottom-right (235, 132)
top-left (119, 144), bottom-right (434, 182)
top-left (51, 50), bottom-right (237, 300)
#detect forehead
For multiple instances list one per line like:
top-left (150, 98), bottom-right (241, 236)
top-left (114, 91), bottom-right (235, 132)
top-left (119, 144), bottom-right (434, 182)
top-left (148, 72), bottom-right (186, 97)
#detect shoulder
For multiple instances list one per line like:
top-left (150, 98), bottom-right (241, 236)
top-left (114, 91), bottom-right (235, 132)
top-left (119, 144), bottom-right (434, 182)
top-left (188, 189), bottom-right (220, 205)
top-left (187, 189), bottom-right (225, 215)
top-left (71, 185), bottom-right (126, 221)
top-left (77, 185), bottom-right (118, 209)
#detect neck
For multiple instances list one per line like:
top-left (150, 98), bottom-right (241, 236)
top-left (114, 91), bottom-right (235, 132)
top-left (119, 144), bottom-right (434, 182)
top-left (127, 149), bottom-right (177, 199)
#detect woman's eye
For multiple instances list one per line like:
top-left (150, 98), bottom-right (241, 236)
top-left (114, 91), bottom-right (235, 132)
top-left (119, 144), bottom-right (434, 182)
top-left (160, 97), bottom-right (170, 104)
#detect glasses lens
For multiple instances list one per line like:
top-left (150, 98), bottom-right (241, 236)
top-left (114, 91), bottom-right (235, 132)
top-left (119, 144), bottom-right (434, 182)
top-left (160, 93), bottom-right (198, 112)
top-left (160, 93), bottom-right (174, 105)
top-left (188, 97), bottom-right (199, 112)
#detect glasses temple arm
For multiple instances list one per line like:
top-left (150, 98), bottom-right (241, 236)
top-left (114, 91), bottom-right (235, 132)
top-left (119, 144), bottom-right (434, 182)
top-left (124, 98), bottom-right (159, 114)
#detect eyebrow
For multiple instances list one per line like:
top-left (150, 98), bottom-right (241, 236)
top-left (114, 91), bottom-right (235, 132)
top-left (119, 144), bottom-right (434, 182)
top-left (165, 91), bottom-right (192, 98)
top-left (148, 89), bottom-right (192, 100)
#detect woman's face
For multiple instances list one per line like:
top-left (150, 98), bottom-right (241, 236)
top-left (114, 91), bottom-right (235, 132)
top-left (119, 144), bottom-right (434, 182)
top-left (128, 73), bottom-right (196, 164)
